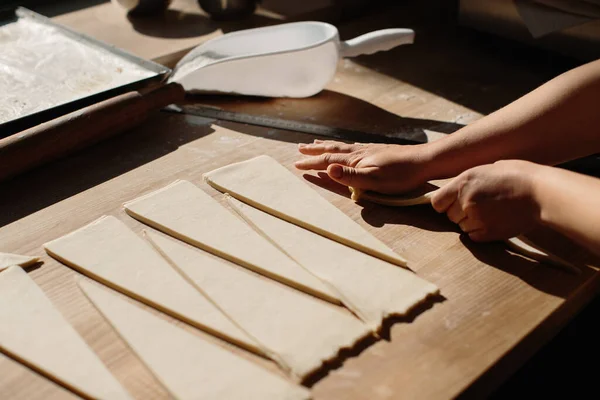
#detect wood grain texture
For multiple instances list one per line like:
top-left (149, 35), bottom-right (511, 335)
top-left (0, 83), bottom-right (184, 182)
top-left (52, 0), bottom-right (339, 66)
top-left (1, 1), bottom-right (598, 399)
top-left (1, 114), bottom-right (598, 399)
top-left (0, 353), bottom-right (79, 400)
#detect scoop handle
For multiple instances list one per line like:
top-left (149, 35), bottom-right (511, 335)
top-left (339, 28), bottom-right (414, 58)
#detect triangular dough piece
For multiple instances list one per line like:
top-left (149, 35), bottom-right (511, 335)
top-left (123, 180), bottom-right (338, 304)
top-left (203, 155), bottom-right (408, 267)
top-left (0, 353), bottom-right (80, 400)
top-left (0, 266), bottom-right (131, 400)
top-left (43, 216), bottom-right (257, 354)
top-left (0, 252), bottom-right (39, 271)
top-left (79, 281), bottom-right (311, 400)
top-left (146, 231), bottom-right (371, 379)
top-left (228, 197), bottom-right (439, 328)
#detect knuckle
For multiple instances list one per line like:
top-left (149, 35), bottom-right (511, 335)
top-left (344, 167), bottom-right (355, 184)
top-left (348, 156), bottom-right (361, 168)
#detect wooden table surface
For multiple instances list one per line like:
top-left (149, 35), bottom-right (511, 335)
top-left (49, 0), bottom-right (338, 67)
top-left (1, 1), bottom-right (599, 399)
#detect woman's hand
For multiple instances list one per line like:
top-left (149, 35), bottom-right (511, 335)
top-left (295, 139), bottom-right (435, 194)
top-left (431, 160), bottom-right (543, 241)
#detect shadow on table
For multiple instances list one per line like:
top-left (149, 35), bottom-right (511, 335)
top-left (126, 8), bottom-right (284, 39)
top-left (191, 89), bottom-right (465, 145)
top-left (302, 172), bottom-right (457, 233)
top-left (127, 9), bottom-right (219, 39)
top-left (0, 113), bottom-right (215, 228)
top-left (361, 204), bottom-right (458, 234)
top-left (302, 172), bottom-right (353, 199)
top-left (1, 82), bottom-right (461, 229)
top-left (124, 0), bottom-right (394, 41)
top-left (460, 234), bottom-right (592, 299)
top-left (364, 203), bottom-right (587, 297)
top-left (302, 292), bottom-right (445, 388)
top-left (339, 2), bottom-right (580, 116)
top-left (301, 330), bottom-right (377, 387)
top-left (378, 292), bottom-right (446, 341)
top-left (305, 172), bottom-right (591, 298)
top-left (486, 296), bottom-right (600, 399)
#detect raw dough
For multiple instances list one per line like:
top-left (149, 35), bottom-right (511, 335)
top-left (0, 266), bottom-right (131, 400)
top-left (80, 281), bottom-right (310, 400)
top-left (0, 252), bottom-right (39, 271)
top-left (351, 187), bottom-right (581, 274)
top-left (123, 180), bottom-right (339, 304)
top-left (506, 236), bottom-right (580, 274)
top-left (203, 155), bottom-right (408, 267)
top-left (228, 197), bottom-right (439, 328)
top-left (349, 187), bottom-right (435, 206)
top-left (43, 216), bottom-right (259, 354)
top-left (146, 231), bottom-right (372, 379)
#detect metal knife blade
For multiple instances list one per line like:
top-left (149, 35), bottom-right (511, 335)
top-left (164, 104), bottom-right (425, 145)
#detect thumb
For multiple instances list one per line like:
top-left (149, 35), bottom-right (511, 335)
top-left (327, 164), bottom-right (374, 188)
top-left (430, 180), bottom-right (459, 213)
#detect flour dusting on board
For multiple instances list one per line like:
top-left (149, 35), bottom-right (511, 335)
top-left (0, 18), bottom-right (155, 124)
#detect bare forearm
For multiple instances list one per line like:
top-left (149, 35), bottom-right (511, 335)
top-left (424, 59), bottom-right (600, 180)
top-left (532, 165), bottom-right (600, 256)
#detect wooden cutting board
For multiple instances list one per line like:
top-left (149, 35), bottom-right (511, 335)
top-left (0, 110), bottom-right (598, 399)
top-left (2, 1), bottom-right (598, 398)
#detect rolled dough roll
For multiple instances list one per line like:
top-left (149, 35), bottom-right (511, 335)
top-left (350, 186), bottom-right (581, 274)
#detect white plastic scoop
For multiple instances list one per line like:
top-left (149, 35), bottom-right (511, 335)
top-left (170, 21), bottom-right (414, 98)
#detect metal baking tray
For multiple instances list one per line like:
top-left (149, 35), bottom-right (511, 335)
top-left (0, 7), bottom-right (171, 138)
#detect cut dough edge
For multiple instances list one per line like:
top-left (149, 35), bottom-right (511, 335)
top-left (202, 158), bottom-right (408, 268)
top-left (0, 266), bottom-right (132, 400)
top-left (207, 177), bottom-right (408, 267)
top-left (224, 194), bottom-right (370, 325)
top-left (220, 194), bottom-right (355, 320)
top-left (126, 206), bottom-right (339, 306)
top-left (144, 229), bottom-right (374, 380)
top-left (123, 180), bottom-right (341, 305)
top-left (350, 186), bottom-right (581, 274)
top-left (0, 252), bottom-right (40, 271)
top-left (142, 230), bottom-right (292, 375)
top-left (78, 280), bottom-right (311, 400)
top-left (43, 216), bottom-right (263, 356)
top-left (227, 195), bottom-right (440, 330)
top-left (44, 244), bottom-right (263, 356)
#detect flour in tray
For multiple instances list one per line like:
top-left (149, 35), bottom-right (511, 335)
top-left (0, 18), bottom-right (154, 124)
